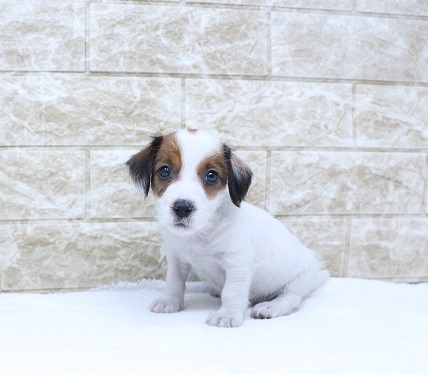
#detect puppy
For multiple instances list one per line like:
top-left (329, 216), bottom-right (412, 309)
top-left (127, 129), bottom-right (329, 328)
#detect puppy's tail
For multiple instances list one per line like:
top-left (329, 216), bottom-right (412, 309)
top-left (314, 269), bottom-right (330, 290)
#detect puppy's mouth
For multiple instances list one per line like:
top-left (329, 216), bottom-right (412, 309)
top-left (170, 216), bottom-right (200, 234)
top-left (174, 222), bottom-right (189, 229)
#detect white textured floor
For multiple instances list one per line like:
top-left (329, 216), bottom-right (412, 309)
top-left (1, 278), bottom-right (427, 375)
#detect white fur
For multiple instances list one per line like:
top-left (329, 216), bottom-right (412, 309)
top-left (144, 130), bottom-right (329, 328)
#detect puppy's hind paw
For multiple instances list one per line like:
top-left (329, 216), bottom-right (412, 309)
top-left (251, 303), bottom-right (274, 319)
top-left (206, 309), bottom-right (244, 328)
top-left (149, 298), bottom-right (182, 314)
top-left (251, 294), bottom-right (301, 319)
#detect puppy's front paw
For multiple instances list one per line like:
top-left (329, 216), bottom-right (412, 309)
top-left (206, 309), bottom-right (244, 328)
top-left (149, 298), bottom-right (182, 314)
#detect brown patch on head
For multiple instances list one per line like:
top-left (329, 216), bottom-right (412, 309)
top-left (187, 128), bottom-right (198, 134)
top-left (151, 132), bottom-right (182, 197)
top-left (196, 148), bottom-right (228, 199)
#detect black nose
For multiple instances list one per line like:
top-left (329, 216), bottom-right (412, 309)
top-left (172, 199), bottom-right (195, 219)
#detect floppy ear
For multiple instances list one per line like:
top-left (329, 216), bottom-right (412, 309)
top-left (126, 135), bottom-right (163, 198)
top-left (223, 144), bottom-right (253, 207)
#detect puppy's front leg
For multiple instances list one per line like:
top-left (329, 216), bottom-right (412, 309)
top-left (206, 264), bottom-right (251, 328)
top-left (150, 252), bottom-right (189, 314)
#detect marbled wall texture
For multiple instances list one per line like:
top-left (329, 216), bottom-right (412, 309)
top-left (0, 1), bottom-right (427, 291)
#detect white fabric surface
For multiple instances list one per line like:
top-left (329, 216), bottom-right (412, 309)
top-left (1, 278), bottom-right (427, 375)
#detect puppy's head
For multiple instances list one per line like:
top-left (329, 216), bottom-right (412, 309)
top-left (126, 130), bottom-right (252, 235)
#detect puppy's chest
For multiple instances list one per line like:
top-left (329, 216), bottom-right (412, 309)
top-left (172, 237), bottom-right (226, 286)
top-left (188, 254), bottom-right (226, 292)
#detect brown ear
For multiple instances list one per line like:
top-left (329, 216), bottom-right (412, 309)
top-left (126, 135), bottom-right (163, 197)
top-left (223, 144), bottom-right (253, 207)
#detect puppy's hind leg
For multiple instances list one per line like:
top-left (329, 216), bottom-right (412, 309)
top-left (251, 292), bottom-right (301, 319)
top-left (251, 268), bottom-right (321, 319)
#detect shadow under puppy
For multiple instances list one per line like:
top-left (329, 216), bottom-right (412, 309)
top-left (127, 129), bottom-right (329, 328)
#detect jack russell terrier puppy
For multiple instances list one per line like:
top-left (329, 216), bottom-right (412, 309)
top-left (127, 129), bottom-right (329, 328)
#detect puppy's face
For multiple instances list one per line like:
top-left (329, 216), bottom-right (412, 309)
top-left (127, 130), bottom-right (252, 235)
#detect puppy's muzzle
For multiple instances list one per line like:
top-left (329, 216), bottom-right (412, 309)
top-left (172, 199), bottom-right (195, 219)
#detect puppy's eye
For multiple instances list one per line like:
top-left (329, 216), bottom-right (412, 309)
top-left (205, 170), bottom-right (219, 184)
top-left (158, 166), bottom-right (171, 180)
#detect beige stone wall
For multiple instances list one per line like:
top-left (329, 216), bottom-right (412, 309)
top-left (1, 0), bottom-right (427, 291)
